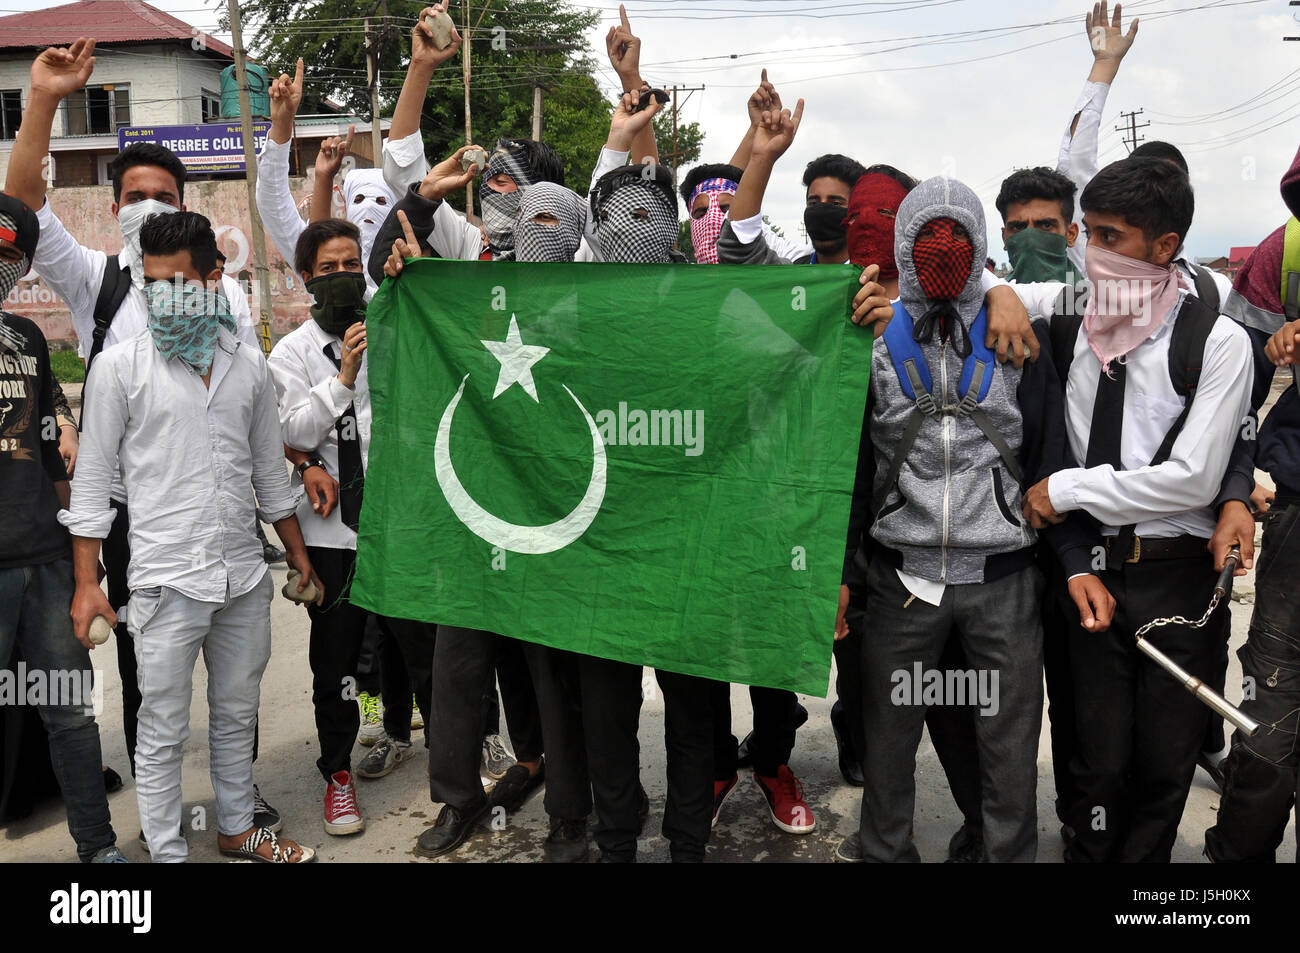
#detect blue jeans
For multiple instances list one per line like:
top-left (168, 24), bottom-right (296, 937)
top-left (0, 556), bottom-right (116, 861)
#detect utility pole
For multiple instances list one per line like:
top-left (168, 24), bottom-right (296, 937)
top-left (365, 0), bottom-right (386, 166)
top-left (532, 50), bottom-right (543, 141)
top-left (515, 43), bottom-right (580, 143)
top-left (227, 0), bottom-right (274, 355)
top-left (1116, 108), bottom-right (1150, 153)
top-left (662, 84), bottom-right (704, 192)
top-left (463, 0), bottom-right (474, 216)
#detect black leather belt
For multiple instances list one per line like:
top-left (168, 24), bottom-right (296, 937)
top-left (1103, 533), bottom-right (1209, 565)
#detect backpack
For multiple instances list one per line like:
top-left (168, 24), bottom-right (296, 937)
top-left (874, 300), bottom-right (1023, 514)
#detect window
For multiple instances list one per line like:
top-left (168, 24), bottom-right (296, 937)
top-left (201, 88), bottom-right (221, 123)
top-left (64, 83), bottom-right (131, 135)
top-left (0, 89), bottom-right (21, 140)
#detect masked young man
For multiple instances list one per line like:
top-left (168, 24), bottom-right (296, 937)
top-left (0, 192), bottom-right (124, 863)
top-left (63, 211), bottom-right (322, 863)
top-left (1021, 156), bottom-right (1253, 863)
top-left (839, 175), bottom-right (1069, 863)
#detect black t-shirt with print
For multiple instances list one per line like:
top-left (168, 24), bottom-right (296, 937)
top-left (0, 311), bottom-right (71, 568)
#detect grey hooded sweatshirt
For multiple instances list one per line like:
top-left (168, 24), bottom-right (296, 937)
top-left (857, 176), bottom-right (1068, 585)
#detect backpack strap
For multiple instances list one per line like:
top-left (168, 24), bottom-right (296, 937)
top-left (85, 254), bottom-right (132, 374)
top-left (1190, 263), bottom-right (1221, 313)
top-left (1106, 293), bottom-right (1219, 567)
top-left (875, 302), bottom-right (934, 514)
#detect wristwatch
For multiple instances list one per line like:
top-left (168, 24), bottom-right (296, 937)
top-left (295, 456), bottom-right (327, 479)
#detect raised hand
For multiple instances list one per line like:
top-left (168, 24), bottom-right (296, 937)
top-left (606, 4), bottom-right (642, 88)
top-left (751, 97), bottom-right (803, 163)
top-left (269, 58), bottom-right (305, 130)
top-left (747, 68), bottom-right (782, 128)
top-left (607, 83), bottom-right (663, 152)
top-left (1087, 1), bottom-right (1137, 81)
top-left (30, 37), bottom-right (96, 102)
top-left (412, 3), bottom-right (462, 73)
top-left (315, 125), bottom-right (355, 180)
top-left (384, 210), bottom-right (422, 278)
top-left (417, 143), bottom-right (484, 203)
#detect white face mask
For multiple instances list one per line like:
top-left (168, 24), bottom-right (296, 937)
top-left (117, 198), bottom-right (178, 283)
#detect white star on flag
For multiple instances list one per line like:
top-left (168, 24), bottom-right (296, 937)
top-left (482, 314), bottom-right (550, 402)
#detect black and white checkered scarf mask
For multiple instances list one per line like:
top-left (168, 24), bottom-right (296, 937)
top-left (593, 183), bottom-right (677, 264)
top-left (0, 210), bottom-right (30, 306)
top-left (514, 183), bottom-right (587, 263)
top-left (479, 144), bottom-right (536, 259)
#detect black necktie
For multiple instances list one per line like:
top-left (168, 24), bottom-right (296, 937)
top-left (323, 343), bottom-right (365, 533)
top-left (1085, 360), bottom-right (1133, 564)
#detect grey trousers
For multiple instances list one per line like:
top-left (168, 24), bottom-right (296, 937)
top-left (852, 558), bottom-right (1044, 862)
top-left (128, 573), bottom-right (273, 862)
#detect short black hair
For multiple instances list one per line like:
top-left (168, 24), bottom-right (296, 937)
top-left (995, 166), bottom-right (1078, 224)
top-left (140, 210), bottom-right (218, 276)
top-left (108, 143), bottom-right (187, 204)
top-left (591, 163), bottom-right (678, 220)
top-left (1080, 156), bottom-right (1194, 245)
top-left (294, 218), bottom-right (362, 276)
top-left (863, 163), bottom-right (918, 193)
top-left (802, 154), bottom-right (868, 192)
top-left (514, 139), bottom-right (566, 187)
top-left (1130, 140), bottom-right (1189, 174)
top-left (679, 163), bottom-right (744, 204)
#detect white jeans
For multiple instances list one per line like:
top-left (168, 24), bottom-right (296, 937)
top-left (128, 572), bottom-right (273, 862)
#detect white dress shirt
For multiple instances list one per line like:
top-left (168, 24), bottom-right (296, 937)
top-left (1047, 291), bottom-right (1253, 540)
top-left (59, 327), bottom-right (299, 602)
top-left (267, 318), bottom-right (370, 550)
top-left (255, 137), bottom-right (309, 281)
top-left (1057, 80), bottom-right (1110, 277)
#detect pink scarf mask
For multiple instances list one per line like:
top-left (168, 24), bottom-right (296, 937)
top-left (1083, 243), bottom-right (1188, 374)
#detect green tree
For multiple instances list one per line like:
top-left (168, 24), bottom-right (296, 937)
top-left (235, 1), bottom-right (615, 197)
top-left (654, 112), bottom-right (703, 171)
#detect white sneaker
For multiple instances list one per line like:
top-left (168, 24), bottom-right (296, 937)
top-left (481, 733), bottom-right (516, 782)
top-left (357, 692), bottom-right (384, 747)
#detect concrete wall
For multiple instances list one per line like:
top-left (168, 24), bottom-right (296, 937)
top-left (3, 176), bottom-right (320, 348)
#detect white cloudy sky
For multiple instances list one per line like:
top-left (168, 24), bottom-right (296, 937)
top-left (6, 0), bottom-right (1296, 262)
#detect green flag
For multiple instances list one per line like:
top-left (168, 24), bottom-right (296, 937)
top-left (350, 259), bottom-right (871, 696)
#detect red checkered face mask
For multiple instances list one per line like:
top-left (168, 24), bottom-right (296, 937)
top-left (912, 217), bottom-right (973, 301)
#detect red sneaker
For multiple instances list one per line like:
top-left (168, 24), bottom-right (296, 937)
top-left (712, 774), bottom-right (739, 828)
top-left (324, 770), bottom-right (364, 835)
top-left (754, 765), bottom-right (816, 834)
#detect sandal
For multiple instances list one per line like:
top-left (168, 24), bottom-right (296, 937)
top-left (218, 827), bottom-right (316, 864)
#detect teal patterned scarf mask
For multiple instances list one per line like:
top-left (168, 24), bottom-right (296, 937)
top-left (144, 278), bottom-right (236, 376)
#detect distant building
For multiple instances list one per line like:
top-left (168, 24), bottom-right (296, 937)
top-left (1197, 249), bottom-right (1256, 284)
top-left (0, 0), bottom-right (383, 186)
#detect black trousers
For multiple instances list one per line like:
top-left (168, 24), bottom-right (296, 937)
top-left (1040, 550), bottom-right (1082, 826)
top-left (656, 670), bottom-right (714, 861)
top-left (710, 682), bottom-right (803, 779)
top-left (1206, 499), bottom-right (1300, 862)
top-left (355, 616), bottom-right (414, 739)
top-left (1064, 551), bottom-right (1228, 862)
top-left (426, 626), bottom-right (544, 814)
top-left (918, 635), bottom-right (985, 832)
top-left (832, 628), bottom-right (866, 776)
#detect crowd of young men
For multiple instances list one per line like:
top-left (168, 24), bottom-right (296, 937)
top-left (2, 1), bottom-right (1297, 863)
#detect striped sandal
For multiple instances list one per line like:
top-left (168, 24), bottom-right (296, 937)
top-left (219, 827), bottom-right (316, 864)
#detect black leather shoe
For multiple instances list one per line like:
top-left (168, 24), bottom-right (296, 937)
top-left (835, 834), bottom-right (865, 863)
top-left (1197, 749), bottom-right (1225, 792)
top-left (829, 703), bottom-right (864, 787)
top-left (489, 762), bottom-right (545, 813)
top-left (544, 818), bottom-right (589, 863)
top-left (416, 803), bottom-right (487, 858)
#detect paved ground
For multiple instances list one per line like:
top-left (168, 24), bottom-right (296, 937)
top-left (3, 545), bottom-right (1292, 864)
top-left (14, 379), bottom-right (1292, 864)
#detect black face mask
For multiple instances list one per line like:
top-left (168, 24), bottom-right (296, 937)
top-left (803, 202), bottom-right (849, 246)
top-left (307, 271), bottom-right (367, 336)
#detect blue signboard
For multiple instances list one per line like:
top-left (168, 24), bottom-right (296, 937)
top-left (117, 122), bottom-right (271, 174)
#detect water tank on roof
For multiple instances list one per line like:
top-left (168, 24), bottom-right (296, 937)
top-left (220, 63), bottom-right (270, 120)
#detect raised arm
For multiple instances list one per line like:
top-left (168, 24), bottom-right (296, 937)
top-left (4, 38), bottom-right (97, 210)
top-left (728, 90), bottom-right (801, 223)
top-left (729, 69), bottom-right (781, 171)
top-left (384, 3), bottom-right (463, 193)
top-left (606, 4), bottom-right (657, 166)
top-left (258, 59), bottom-right (311, 262)
top-left (310, 127), bottom-right (355, 224)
